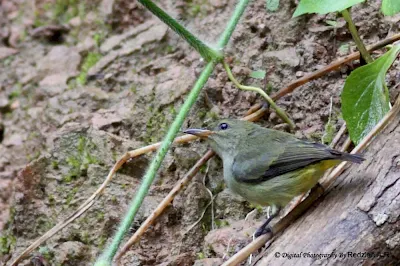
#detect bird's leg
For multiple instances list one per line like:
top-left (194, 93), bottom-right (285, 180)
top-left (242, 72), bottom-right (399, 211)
top-left (261, 101), bottom-right (270, 110)
top-left (254, 205), bottom-right (281, 238)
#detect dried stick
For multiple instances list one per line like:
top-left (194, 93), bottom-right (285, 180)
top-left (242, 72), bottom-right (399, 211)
top-left (330, 123), bottom-right (347, 148)
top-left (247, 32), bottom-right (400, 114)
top-left (221, 94), bottom-right (400, 266)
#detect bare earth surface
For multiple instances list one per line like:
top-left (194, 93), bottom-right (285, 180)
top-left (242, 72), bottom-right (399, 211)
top-left (0, 0), bottom-right (399, 265)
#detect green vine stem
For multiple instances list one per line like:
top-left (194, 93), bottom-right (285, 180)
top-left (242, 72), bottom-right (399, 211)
top-left (95, 1), bottom-right (250, 265)
top-left (341, 8), bottom-right (373, 63)
top-left (138, 0), bottom-right (222, 62)
top-left (223, 61), bottom-right (295, 129)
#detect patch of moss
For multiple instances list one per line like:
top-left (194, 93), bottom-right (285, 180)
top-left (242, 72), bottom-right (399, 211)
top-left (66, 187), bottom-right (79, 205)
top-left (97, 235), bottom-right (107, 249)
top-left (215, 219), bottom-right (230, 228)
top-left (93, 32), bottom-right (105, 47)
top-left (80, 231), bottom-right (91, 244)
top-left (143, 107), bottom-right (171, 144)
top-left (111, 195), bottom-right (118, 204)
top-left (41, 0), bottom-right (85, 25)
top-left (0, 234), bottom-right (16, 255)
top-left (77, 52), bottom-right (102, 85)
top-left (186, 0), bottom-right (210, 18)
top-left (36, 216), bottom-right (55, 233)
top-left (8, 86), bottom-right (21, 100)
top-left (197, 252), bottom-right (206, 260)
top-left (2, 56), bottom-right (15, 67)
top-left (96, 211), bottom-right (105, 222)
top-left (130, 84), bottom-right (137, 94)
top-left (38, 246), bottom-right (54, 261)
top-left (51, 160), bottom-right (59, 170)
top-left (48, 194), bottom-right (56, 205)
top-left (63, 136), bottom-right (99, 182)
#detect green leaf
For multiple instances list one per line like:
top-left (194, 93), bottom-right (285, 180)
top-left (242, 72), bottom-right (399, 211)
top-left (266, 0), bottom-right (279, 12)
top-left (381, 0), bottom-right (400, 16)
top-left (325, 20), bottom-right (337, 27)
top-left (250, 70), bottom-right (266, 79)
top-left (342, 45), bottom-right (400, 144)
top-left (293, 0), bottom-right (366, 17)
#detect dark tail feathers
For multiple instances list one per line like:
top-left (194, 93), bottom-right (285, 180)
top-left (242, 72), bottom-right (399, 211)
top-left (331, 150), bottom-right (365, 164)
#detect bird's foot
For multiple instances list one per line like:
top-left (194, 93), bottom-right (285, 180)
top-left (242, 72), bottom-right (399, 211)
top-left (262, 101), bottom-right (269, 110)
top-left (254, 225), bottom-right (273, 238)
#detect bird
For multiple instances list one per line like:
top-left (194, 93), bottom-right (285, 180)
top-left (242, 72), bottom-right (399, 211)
top-left (184, 119), bottom-right (364, 237)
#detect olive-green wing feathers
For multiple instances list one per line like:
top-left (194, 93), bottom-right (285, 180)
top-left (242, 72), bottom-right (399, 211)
top-left (232, 139), bottom-right (364, 184)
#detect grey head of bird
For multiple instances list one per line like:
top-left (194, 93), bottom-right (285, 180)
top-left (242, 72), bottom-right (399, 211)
top-left (184, 119), bottom-right (261, 158)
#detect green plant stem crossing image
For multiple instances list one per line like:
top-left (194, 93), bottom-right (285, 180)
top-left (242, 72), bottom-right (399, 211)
top-left (1, 0), bottom-right (400, 266)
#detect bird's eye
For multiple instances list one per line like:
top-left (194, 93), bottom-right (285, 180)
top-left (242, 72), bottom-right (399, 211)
top-left (219, 122), bottom-right (229, 130)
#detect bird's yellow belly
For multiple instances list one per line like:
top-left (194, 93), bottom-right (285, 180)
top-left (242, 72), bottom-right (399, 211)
top-left (226, 160), bottom-right (339, 208)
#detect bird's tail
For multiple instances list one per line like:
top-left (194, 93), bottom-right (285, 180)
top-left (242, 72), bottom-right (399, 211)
top-left (340, 153), bottom-right (365, 164)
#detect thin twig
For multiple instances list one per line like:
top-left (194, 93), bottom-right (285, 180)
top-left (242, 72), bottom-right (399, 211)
top-left (221, 94), bottom-right (400, 266)
top-left (330, 123), bottom-right (347, 148)
top-left (339, 137), bottom-right (352, 152)
top-left (223, 61), bottom-right (295, 129)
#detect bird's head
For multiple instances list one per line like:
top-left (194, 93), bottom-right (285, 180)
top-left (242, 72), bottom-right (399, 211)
top-left (184, 119), bottom-right (257, 157)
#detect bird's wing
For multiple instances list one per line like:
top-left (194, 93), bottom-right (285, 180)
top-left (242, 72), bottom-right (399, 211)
top-left (232, 140), bottom-right (339, 184)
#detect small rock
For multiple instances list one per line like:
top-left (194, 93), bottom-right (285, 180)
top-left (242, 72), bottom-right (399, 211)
top-left (0, 47), bottom-right (18, 60)
top-left (158, 253), bottom-right (194, 266)
top-left (100, 19), bottom-right (155, 53)
top-left (84, 11), bottom-right (98, 24)
top-left (155, 79), bottom-right (190, 106)
top-left (193, 258), bottom-right (223, 266)
top-left (296, 71), bottom-right (304, 77)
top-left (373, 213), bottom-right (388, 226)
top-left (91, 110), bottom-right (123, 130)
top-left (273, 123), bottom-right (291, 132)
top-left (0, 179), bottom-right (12, 201)
top-left (0, 98), bottom-right (11, 113)
top-left (215, 189), bottom-right (252, 220)
top-left (204, 220), bottom-right (256, 257)
top-left (264, 47), bottom-right (300, 67)
top-left (210, 0), bottom-right (226, 8)
top-left (100, 0), bottom-right (115, 16)
top-left (38, 45), bottom-right (81, 87)
top-left (39, 75), bottom-right (70, 89)
top-left (68, 17), bottom-right (81, 27)
top-left (3, 134), bottom-right (24, 147)
top-left (292, 112), bottom-right (305, 121)
top-left (173, 147), bottom-right (201, 169)
top-left (232, 66), bottom-right (251, 76)
top-left (386, 232), bottom-right (400, 249)
top-left (53, 241), bottom-right (89, 264)
top-left (77, 36), bottom-right (96, 52)
top-left (120, 24), bottom-right (168, 56)
top-left (303, 125), bottom-right (320, 136)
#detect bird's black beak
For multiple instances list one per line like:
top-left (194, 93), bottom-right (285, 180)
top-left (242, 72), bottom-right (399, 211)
top-left (184, 128), bottom-right (215, 138)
